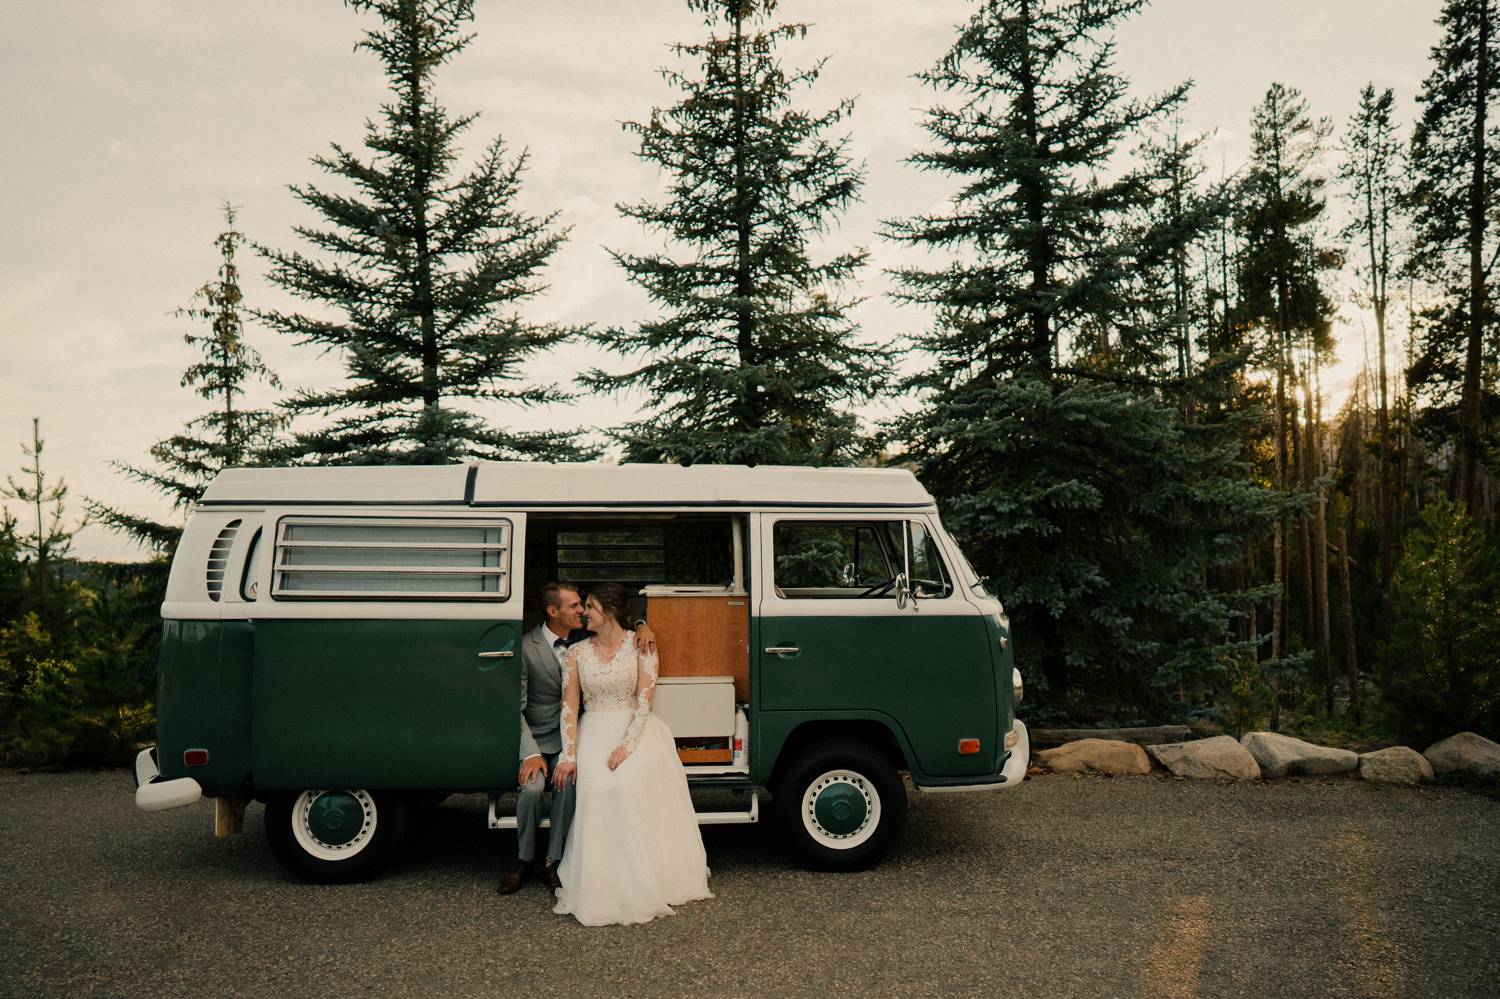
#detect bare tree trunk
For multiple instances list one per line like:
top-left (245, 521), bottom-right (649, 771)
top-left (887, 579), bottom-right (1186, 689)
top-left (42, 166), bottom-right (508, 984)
top-left (1312, 362), bottom-right (1331, 713)
top-left (1338, 521), bottom-right (1360, 723)
top-left (1293, 376), bottom-right (1315, 656)
top-left (1460, 0), bottom-right (1491, 514)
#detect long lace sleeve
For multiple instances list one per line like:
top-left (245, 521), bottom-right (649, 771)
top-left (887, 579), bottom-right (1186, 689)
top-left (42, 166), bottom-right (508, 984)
top-left (618, 649), bottom-right (659, 753)
top-left (558, 646), bottom-right (581, 766)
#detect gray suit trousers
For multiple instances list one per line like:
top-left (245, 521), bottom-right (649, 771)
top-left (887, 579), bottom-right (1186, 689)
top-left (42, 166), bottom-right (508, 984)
top-left (515, 750), bottom-right (575, 863)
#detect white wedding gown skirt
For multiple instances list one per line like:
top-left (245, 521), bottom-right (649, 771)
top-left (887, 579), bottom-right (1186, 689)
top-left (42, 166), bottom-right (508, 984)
top-left (553, 706), bottom-right (713, 926)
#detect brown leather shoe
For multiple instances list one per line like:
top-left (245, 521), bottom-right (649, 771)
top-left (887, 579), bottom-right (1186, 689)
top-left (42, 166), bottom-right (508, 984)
top-left (543, 860), bottom-right (562, 894)
top-left (497, 860), bottom-right (533, 895)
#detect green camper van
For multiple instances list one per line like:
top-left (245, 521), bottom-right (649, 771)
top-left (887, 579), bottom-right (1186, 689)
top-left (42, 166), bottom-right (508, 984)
top-left (133, 463), bottom-right (1028, 881)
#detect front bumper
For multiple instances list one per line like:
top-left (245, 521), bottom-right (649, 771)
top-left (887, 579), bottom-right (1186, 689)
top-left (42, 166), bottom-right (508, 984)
top-left (133, 747), bottom-right (203, 812)
top-left (914, 720), bottom-right (1030, 794)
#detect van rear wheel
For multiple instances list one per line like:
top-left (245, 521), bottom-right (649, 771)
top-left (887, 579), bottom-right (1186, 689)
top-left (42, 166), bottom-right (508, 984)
top-left (773, 739), bottom-right (906, 871)
top-left (265, 788), bottom-right (407, 884)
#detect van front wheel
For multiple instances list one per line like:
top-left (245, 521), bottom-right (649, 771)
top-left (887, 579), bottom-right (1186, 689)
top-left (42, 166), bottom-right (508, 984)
top-left (773, 739), bottom-right (907, 871)
top-left (265, 788), bottom-right (407, 884)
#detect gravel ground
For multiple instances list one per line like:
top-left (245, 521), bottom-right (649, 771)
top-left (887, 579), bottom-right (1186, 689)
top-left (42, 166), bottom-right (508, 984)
top-left (1, 769), bottom-right (1497, 998)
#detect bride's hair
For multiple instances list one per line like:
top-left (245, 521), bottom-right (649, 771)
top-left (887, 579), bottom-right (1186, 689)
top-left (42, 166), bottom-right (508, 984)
top-left (588, 582), bottom-right (633, 630)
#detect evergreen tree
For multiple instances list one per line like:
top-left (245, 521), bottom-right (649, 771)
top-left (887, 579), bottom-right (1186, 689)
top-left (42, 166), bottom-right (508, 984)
top-left (886, 0), bottom-right (1271, 716)
top-left (1338, 84), bottom-right (1405, 624)
top-left (1378, 500), bottom-right (1500, 742)
top-left (587, 0), bottom-right (881, 466)
top-left (1409, 0), bottom-right (1500, 514)
top-left (1236, 83), bottom-right (1338, 675)
top-left (1128, 121), bottom-right (1230, 389)
top-left (3, 419), bottom-right (84, 640)
top-left (259, 0), bottom-right (581, 465)
top-left (88, 204), bottom-right (281, 554)
top-left (0, 420), bottom-right (88, 764)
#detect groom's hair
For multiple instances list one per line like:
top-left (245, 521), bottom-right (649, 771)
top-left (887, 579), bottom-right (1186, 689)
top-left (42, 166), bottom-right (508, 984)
top-left (541, 581), bottom-right (579, 610)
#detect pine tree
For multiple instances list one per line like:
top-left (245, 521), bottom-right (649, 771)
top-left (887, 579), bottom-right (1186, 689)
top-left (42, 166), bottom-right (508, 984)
top-left (3, 419), bottom-right (84, 638)
top-left (1128, 120), bottom-right (1231, 390)
top-left (1236, 83), bottom-right (1338, 682)
top-left (1378, 500), bottom-right (1500, 742)
top-left (88, 205), bottom-right (281, 553)
top-left (1338, 84), bottom-right (1405, 629)
top-left (586, 0), bottom-right (881, 466)
top-left (888, 0), bottom-right (1187, 386)
top-left (259, 0), bottom-right (581, 465)
top-left (0, 420), bottom-right (88, 763)
top-left (1409, 0), bottom-right (1500, 514)
top-left (886, 0), bottom-right (1272, 717)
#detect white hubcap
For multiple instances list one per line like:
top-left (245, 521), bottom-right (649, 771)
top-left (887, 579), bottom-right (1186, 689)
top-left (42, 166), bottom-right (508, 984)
top-left (801, 769), bottom-right (880, 850)
top-left (291, 789), bottom-right (378, 862)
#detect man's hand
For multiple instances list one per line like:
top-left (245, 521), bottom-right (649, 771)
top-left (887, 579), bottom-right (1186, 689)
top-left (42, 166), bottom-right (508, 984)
top-left (633, 621), bottom-right (657, 656)
top-left (519, 754), bottom-right (548, 789)
top-left (553, 761), bottom-right (577, 789)
top-left (608, 746), bottom-right (631, 771)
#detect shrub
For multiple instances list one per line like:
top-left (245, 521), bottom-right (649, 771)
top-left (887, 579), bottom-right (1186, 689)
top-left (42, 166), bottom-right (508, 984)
top-left (1377, 501), bottom-right (1500, 745)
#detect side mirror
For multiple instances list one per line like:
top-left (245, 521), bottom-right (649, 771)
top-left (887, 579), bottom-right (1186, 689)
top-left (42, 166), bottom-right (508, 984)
top-left (895, 572), bottom-right (916, 610)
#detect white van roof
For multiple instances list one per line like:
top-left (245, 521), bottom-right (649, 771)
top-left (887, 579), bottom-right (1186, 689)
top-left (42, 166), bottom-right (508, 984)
top-left (198, 462), bottom-right (935, 509)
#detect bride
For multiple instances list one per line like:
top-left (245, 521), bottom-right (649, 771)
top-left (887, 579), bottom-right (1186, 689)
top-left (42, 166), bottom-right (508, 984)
top-left (550, 583), bottom-right (712, 925)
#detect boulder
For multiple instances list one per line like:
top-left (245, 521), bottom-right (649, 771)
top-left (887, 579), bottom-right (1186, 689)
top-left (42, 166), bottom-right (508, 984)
top-left (1240, 731), bottom-right (1359, 778)
top-left (1358, 746), bottom-right (1434, 785)
top-left (1424, 731), bottom-right (1500, 778)
top-left (1147, 735), bottom-right (1262, 780)
top-left (1034, 738), bottom-right (1152, 775)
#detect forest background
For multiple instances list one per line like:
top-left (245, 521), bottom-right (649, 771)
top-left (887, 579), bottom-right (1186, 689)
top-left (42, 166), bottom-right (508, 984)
top-left (3, 0), bottom-right (1498, 765)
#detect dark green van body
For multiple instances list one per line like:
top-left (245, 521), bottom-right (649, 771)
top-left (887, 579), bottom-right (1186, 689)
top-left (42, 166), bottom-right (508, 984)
top-left (152, 467), bottom-right (1020, 804)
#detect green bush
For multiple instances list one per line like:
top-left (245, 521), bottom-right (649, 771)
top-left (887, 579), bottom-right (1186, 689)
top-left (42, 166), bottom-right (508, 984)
top-left (0, 612), bottom-right (80, 766)
top-left (1377, 501), bottom-right (1500, 745)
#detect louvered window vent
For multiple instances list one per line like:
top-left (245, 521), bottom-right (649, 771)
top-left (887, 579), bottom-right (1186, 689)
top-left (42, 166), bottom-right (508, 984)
top-left (206, 520), bottom-right (242, 602)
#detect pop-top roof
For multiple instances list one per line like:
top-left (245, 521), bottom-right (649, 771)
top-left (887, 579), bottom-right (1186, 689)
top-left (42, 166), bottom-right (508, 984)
top-left (198, 462), bottom-right (934, 509)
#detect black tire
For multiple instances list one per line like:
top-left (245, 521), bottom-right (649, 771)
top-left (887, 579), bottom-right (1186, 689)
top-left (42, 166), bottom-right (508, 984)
top-left (773, 738), bottom-right (907, 871)
top-left (265, 788), bottom-right (408, 884)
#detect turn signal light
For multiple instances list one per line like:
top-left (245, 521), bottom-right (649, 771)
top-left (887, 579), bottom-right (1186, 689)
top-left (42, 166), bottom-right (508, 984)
top-left (957, 738), bottom-right (981, 755)
top-left (183, 749), bottom-right (209, 767)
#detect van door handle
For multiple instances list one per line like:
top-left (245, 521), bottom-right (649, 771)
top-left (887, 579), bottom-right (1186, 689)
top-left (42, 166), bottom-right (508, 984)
top-left (764, 645), bottom-right (801, 657)
top-left (477, 651), bottom-right (514, 659)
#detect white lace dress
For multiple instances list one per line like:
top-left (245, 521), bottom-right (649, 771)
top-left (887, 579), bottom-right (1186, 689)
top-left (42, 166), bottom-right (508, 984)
top-left (552, 637), bottom-right (712, 926)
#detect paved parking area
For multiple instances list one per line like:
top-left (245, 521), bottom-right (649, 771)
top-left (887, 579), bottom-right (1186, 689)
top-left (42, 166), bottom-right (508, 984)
top-left (1, 769), bottom-right (1497, 998)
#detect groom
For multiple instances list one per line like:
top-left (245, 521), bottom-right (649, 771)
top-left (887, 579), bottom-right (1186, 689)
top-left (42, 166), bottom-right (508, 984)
top-left (499, 580), bottom-right (656, 895)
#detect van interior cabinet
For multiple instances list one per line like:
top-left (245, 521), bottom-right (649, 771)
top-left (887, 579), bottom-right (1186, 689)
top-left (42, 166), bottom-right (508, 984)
top-left (645, 592), bottom-right (750, 702)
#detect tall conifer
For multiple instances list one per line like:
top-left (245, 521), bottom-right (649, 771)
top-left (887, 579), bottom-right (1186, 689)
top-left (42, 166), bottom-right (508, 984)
top-left (89, 205), bottom-right (280, 553)
top-left (259, 0), bottom-right (580, 465)
top-left (1236, 83), bottom-right (1338, 674)
top-left (887, 0), bottom-right (1270, 715)
top-left (1409, 0), bottom-right (1500, 513)
top-left (1339, 85), bottom-right (1405, 623)
top-left (588, 0), bottom-right (880, 466)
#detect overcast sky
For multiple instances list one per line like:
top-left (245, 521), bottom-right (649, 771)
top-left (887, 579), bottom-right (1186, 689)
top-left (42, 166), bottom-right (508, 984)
top-left (1, 1), bottom-right (1440, 560)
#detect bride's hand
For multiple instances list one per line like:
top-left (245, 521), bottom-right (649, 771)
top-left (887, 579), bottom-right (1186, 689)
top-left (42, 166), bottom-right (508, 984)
top-left (607, 746), bottom-right (630, 771)
top-left (553, 761), bottom-right (577, 789)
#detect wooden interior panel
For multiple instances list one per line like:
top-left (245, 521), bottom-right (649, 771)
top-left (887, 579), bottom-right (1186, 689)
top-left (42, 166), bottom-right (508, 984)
top-left (648, 594), bottom-right (750, 701)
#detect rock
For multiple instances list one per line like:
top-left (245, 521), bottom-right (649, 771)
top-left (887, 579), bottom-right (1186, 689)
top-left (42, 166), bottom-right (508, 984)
top-left (1358, 746), bottom-right (1434, 785)
top-left (1034, 738), bottom-right (1152, 775)
top-left (1240, 731), bottom-right (1359, 778)
top-left (1147, 736), bottom-right (1262, 780)
top-left (1424, 731), bottom-right (1500, 777)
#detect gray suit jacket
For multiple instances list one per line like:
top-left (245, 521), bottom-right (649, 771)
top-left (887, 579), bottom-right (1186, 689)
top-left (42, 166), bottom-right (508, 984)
top-left (519, 624), bottom-right (568, 761)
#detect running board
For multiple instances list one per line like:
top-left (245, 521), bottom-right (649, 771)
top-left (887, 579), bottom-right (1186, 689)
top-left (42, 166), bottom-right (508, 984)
top-left (487, 792), bottom-right (758, 830)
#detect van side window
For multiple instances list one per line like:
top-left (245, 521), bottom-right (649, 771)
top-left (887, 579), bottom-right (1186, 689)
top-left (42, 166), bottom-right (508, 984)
top-left (271, 518), bottom-right (511, 600)
top-left (773, 521), bottom-right (954, 599)
top-left (773, 522), bottom-right (897, 598)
